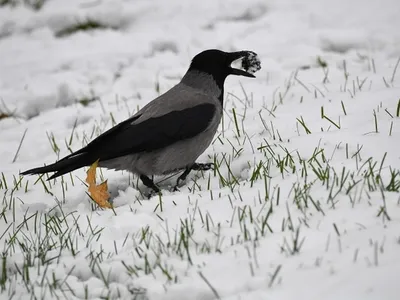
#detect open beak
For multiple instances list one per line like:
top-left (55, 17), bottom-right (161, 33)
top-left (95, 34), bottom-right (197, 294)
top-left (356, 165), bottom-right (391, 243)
top-left (227, 51), bottom-right (256, 78)
top-left (230, 67), bottom-right (256, 78)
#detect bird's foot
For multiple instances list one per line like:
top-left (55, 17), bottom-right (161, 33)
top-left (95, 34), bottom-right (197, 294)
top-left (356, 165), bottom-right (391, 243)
top-left (139, 174), bottom-right (161, 199)
top-left (145, 188), bottom-right (162, 199)
top-left (192, 162), bottom-right (214, 171)
top-left (173, 178), bottom-right (185, 192)
top-left (172, 185), bottom-right (180, 192)
top-left (171, 162), bottom-right (214, 191)
top-left (172, 167), bottom-right (190, 191)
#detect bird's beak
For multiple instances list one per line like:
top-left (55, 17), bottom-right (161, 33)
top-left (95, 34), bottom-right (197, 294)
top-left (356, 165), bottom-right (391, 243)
top-left (228, 51), bottom-right (256, 78)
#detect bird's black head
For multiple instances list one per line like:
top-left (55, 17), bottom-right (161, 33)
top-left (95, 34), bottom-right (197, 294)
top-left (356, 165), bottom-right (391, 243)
top-left (188, 49), bottom-right (257, 86)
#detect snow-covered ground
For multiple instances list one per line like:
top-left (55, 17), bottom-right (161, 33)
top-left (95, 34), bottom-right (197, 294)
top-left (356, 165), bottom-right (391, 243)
top-left (1, 0), bottom-right (400, 299)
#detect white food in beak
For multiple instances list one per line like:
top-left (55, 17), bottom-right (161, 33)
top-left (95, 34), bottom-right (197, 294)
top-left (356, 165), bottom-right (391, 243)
top-left (230, 52), bottom-right (261, 75)
top-left (242, 52), bottom-right (261, 74)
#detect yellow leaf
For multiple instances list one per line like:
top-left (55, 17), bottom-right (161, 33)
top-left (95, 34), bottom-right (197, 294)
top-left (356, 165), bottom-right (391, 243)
top-left (86, 160), bottom-right (112, 208)
top-left (86, 159), bottom-right (99, 185)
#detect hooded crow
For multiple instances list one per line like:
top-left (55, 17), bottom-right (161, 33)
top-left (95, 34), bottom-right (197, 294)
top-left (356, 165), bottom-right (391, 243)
top-left (21, 49), bottom-right (261, 193)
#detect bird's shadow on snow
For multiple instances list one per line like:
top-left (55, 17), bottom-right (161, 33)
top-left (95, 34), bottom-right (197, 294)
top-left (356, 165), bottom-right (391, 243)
top-left (106, 172), bottom-right (184, 206)
top-left (105, 169), bottom-right (213, 207)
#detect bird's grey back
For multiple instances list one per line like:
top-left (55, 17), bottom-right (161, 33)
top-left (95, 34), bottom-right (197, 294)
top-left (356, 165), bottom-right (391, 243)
top-left (132, 72), bottom-right (221, 122)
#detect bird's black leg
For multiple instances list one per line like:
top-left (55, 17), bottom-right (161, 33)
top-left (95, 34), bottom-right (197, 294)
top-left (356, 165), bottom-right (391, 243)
top-left (174, 167), bottom-right (192, 191)
top-left (173, 162), bottom-right (214, 191)
top-left (139, 175), bottom-right (160, 194)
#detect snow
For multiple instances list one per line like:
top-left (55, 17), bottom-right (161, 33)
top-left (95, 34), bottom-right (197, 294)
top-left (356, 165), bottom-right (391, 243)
top-left (1, 0), bottom-right (400, 299)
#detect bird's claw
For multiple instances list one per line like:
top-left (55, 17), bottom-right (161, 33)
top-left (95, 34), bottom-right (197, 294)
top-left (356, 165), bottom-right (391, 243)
top-left (145, 188), bottom-right (162, 199)
top-left (172, 178), bottom-right (183, 192)
top-left (172, 185), bottom-right (180, 192)
top-left (192, 163), bottom-right (214, 171)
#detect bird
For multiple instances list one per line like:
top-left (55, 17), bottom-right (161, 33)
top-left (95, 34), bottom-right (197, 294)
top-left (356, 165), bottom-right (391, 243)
top-left (21, 49), bottom-right (260, 195)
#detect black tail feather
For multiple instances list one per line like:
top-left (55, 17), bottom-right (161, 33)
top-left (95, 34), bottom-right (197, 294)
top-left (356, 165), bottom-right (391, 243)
top-left (21, 152), bottom-right (92, 180)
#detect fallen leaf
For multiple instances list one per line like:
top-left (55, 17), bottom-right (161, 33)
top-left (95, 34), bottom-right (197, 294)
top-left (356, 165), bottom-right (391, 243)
top-left (86, 160), bottom-right (112, 208)
top-left (0, 113), bottom-right (10, 120)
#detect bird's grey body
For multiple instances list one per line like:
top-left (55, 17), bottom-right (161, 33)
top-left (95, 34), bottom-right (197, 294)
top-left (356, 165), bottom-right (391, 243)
top-left (21, 49), bottom-right (261, 193)
top-left (100, 74), bottom-right (223, 176)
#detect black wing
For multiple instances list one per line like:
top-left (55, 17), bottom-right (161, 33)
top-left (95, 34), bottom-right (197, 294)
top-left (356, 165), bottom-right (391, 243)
top-left (85, 102), bottom-right (216, 159)
top-left (21, 103), bottom-right (216, 179)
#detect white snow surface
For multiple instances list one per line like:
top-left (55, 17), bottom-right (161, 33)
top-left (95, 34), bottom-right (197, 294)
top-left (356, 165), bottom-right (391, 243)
top-left (1, 0), bottom-right (400, 299)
